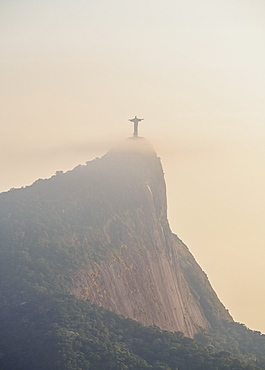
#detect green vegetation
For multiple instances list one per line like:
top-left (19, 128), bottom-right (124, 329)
top-left (196, 322), bottom-right (265, 368)
top-left (0, 289), bottom-right (263, 370)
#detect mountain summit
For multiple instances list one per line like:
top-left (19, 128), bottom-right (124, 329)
top-left (0, 138), bottom-right (232, 338)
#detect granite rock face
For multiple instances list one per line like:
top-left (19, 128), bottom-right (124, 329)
top-left (66, 139), bottom-right (232, 336)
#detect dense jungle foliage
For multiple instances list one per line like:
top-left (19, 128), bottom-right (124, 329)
top-left (1, 288), bottom-right (264, 370)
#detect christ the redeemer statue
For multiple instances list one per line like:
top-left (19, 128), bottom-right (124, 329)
top-left (129, 116), bottom-right (144, 137)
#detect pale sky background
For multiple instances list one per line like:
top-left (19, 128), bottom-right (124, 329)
top-left (1, 0), bottom-right (265, 332)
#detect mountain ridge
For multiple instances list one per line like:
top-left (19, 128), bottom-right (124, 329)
top-left (2, 138), bottom-right (265, 369)
top-left (0, 138), bottom-right (232, 337)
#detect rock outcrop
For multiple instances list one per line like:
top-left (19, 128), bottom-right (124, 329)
top-left (0, 138), bottom-right (232, 337)
top-left (66, 138), bottom-right (232, 336)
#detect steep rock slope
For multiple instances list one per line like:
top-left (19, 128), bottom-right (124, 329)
top-left (67, 139), bottom-right (232, 336)
top-left (0, 138), bottom-right (232, 337)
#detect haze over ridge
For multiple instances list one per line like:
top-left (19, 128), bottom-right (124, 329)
top-left (1, 0), bottom-right (265, 333)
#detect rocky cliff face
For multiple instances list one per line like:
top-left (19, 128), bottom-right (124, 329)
top-left (0, 138), bottom-right (232, 337)
top-left (65, 138), bottom-right (232, 336)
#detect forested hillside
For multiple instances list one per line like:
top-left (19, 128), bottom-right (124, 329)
top-left (1, 288), bottom-right (264, 370)
top-left (1, 139), bottom-right (265, 369)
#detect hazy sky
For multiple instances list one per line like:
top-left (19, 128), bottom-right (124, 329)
top-left (1, 0), bottom-right (265, 332)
